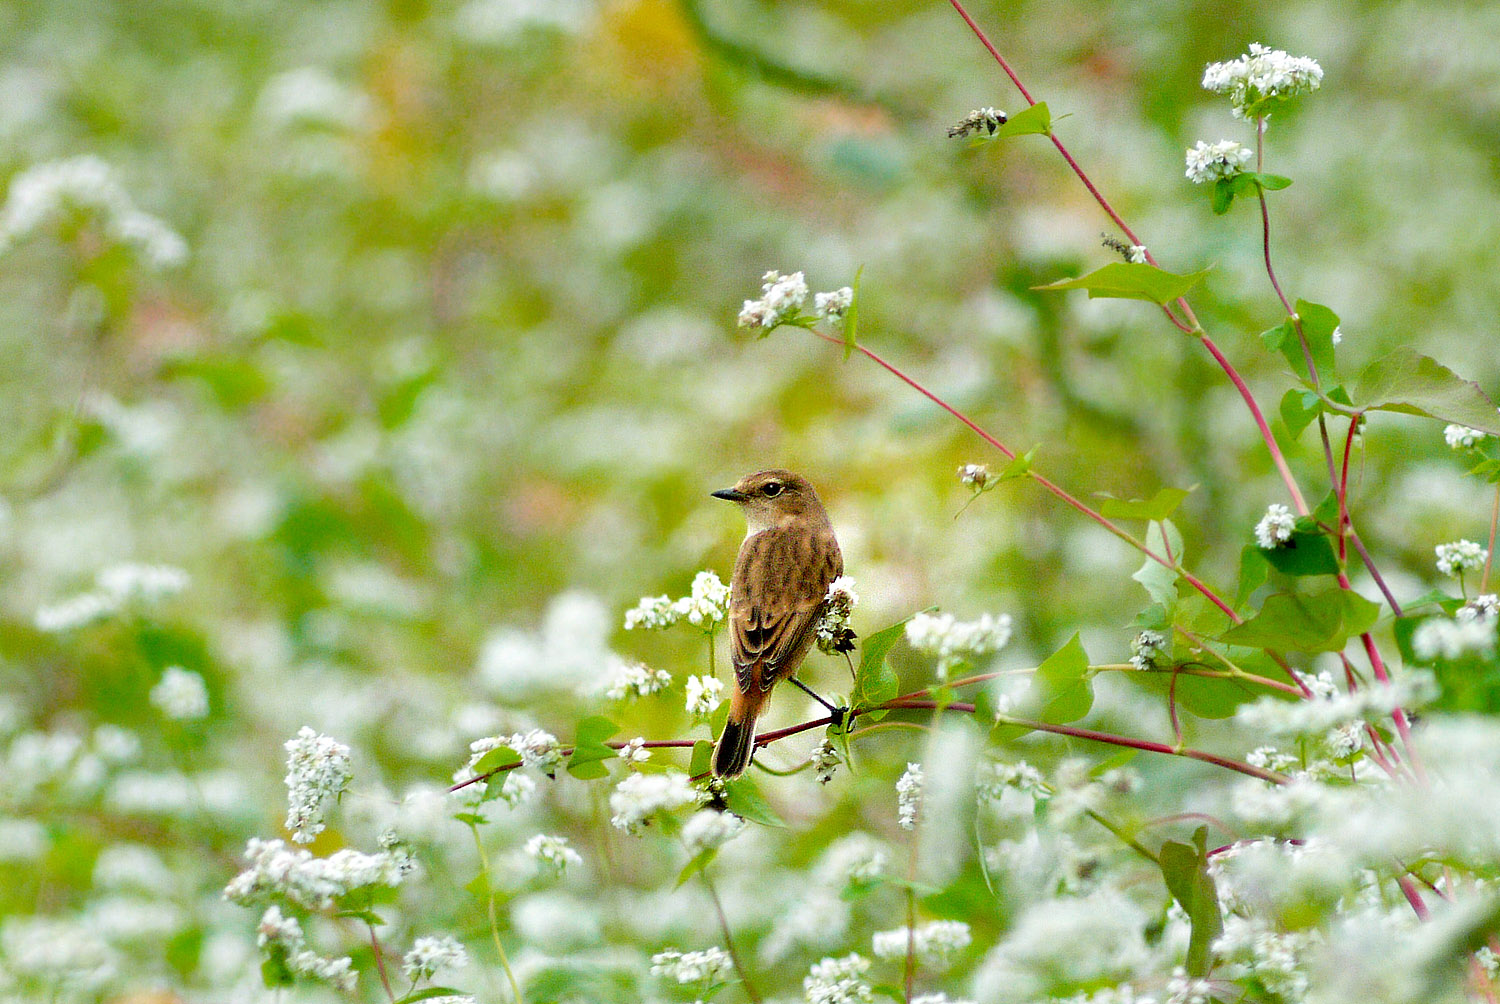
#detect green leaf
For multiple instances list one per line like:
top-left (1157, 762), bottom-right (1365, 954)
top-left (1033, 262), bottom-right (1210, 305)
top-left (471, 745), bottom-right (521, 775)
top-left (1159, 827), bottom-right (1223, 978)
top-left (997, 447), bottom-right (1037, 481)
top-left (1255, 172), bottom-right (1293, 190)
top-left (1212, 172), bottom-right (1293, 214)
top-left (854, 618), bottom-right (908, 713)
top-left (871, 984), bottom-right (907, 1003)
top-left (993, 102), bottom-right (1051, 137)
top-left (334, 909), bottom-right (384, 926)
top-left (566, 716), bottom-right (619, 779)
top-left (1099, 487), bottom-right (1192, 521)
top-left (1469, 458), bottom-right (1500, 484)
top-left (463, 871), bottom-right (490, 899)
top-left (1210, 177), bottom-right (1236, 215)
top-left (393, 988), bottom-right (470, 1004)
top-left (1294, 300), bottom-right (1339, 378)
top-left (689, 739), bottom-right (713, 777)
top-left (1258, 531), bottom-right (1340, 577)
top-left (993, 633), bottom-right (1093, 742)
top-left (843, 265), bottom-right (862, 361)
top-left (1278, 387), bottom-right (1326, 438)
top-left (1235, 545), bottom-right (1269, 608)
top-left (1219, 586), bottom-right (1380, 653)
top-left (1353, 347), bottom-right (1500, 434)
top-left (1132, 520), bottom-right (1184, 611)
top-left (261, 954), bottom-right (295, 989)
top-left (1311, 489), bottom-right (1342, 528)
top-left (721, 776), bottom-right (785, 827)
top-left (675, 848), bottom-right (717, 888)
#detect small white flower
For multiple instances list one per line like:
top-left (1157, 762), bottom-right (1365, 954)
top-left (815, 575), bottom-right (859, 654)
top-left (904, 611), bottom-right (1011, 678)
top-left (1462, 594), bottom-right (1500, 620)
top-left (681, 809), bottom-right (746, 852)
top-left (402, 934), bottom-right (468, 982)
top-left (608, 771), bottom-right (699, 833)
top-left (651, 946), bottom-right (732, 985)
top-left (604, 660), bottom-right (673, 700)
top-left (282, 727), bottom-right (352, 844)
top-left (1254, 503), bottom-right (1296, 548)
top-left (812, 739), bottom-right (841, 784)
top-left (1326, 721), bottom-right (1364, 757)
top-left (523, 833), bottom-right (583, 876)
top-left (1129, 629), bottom-right (1169, 671)
top-left (814, 286), bottom-right (853, 324)
top-left (1411, 615), bottom-right (1497, 661)
top-left (871, 920), bottom-right (971, 968)
top-left (678, 570), bottom-right (730, 627)
top-left (1127, 245), bottom-right (1148, 264)
top-left (685, 675), bottom-right (724, 718)
top-left (1185, 139), bottom-right (1253, 184)
top-left (1330, 325), bottom-right (1344, 345)
top-left (957, 463), bottom-right (990, 488)
top-left (803, 953), bottom-right (873, 1004)
top-left (1444, 424), bottom-right (1488, 449)
top-left (150, 666), bottom-right (209, 720)
top-left (738, 270), bottom-right (808, 330)
top-left (624, 594), bottom-right (678, 630)
top-left (1435, 539), bottom-right (1487, 577)
top-left (1202, 43), bottom-right (1324, 119)
top-left (618, 737), bottom-right (651, 764)
top-left (896, 762), bottom-right (923, 831)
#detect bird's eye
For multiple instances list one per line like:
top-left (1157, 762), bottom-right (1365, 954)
top-left (762, 482), bottom-right (782, 497)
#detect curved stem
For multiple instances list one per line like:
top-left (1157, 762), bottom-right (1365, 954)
top-left (810, 329), bottom-right (1242, 623)
top-left (700, 868), bottom-right (764, 1004)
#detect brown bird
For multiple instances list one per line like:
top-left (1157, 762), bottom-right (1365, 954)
top-left (710, 470), bottom-right (843, 777)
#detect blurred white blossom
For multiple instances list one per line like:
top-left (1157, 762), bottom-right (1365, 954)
top-left (896, 762), bottom-right (923, 830)
top-left (685, 675), bottom-right (724, 718)
top-left (523, 833), bottom-right (582, 876)
top-left (283, 727), bottom-right (352, 844)
top-left (651, 946), bottom-right (732, 985)
top-left (1435, 539), bottom-right (1487, 576)
top-left (0, 155), bottom-right (186, 265)
top-left (608, 771), bottom-right (698, 833)
top-left (150, 666), bottom-right (209, 720)
top-left (871, 920), bottom-right (971, 967)
top-left (681, 809), bottom-right (745, 852)
top-left (402, 934), bottom-right (469, 982)
top-left (1443, 424), bottom-right (1487, 449)
top-left (904, 610), bottom-right (1011, 677)
top-left (803, 952), bottom-right (872, 1004)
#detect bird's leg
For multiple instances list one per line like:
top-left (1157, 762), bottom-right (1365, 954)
top-left (788, 676), bottom-right (847, 728)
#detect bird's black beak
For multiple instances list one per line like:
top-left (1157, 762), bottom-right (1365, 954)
top-left (711, 488), bottom-right (748, 502)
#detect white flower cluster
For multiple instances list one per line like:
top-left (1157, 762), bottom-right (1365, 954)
top-left (1201, 43), bottom-right (1324, 119)
top-left (1435, 539), bottom-right (1487, 577)
top-left (256, 67), bottom-right (374, 132)
top-left (149, 666), bottom-right (209, 720)
top-left (256, 906), bottom-right (357, 992)
top-left (401, 933), bottom-right (469, 982)
top-left (811, 739), bottom-right (841, 784)
top-left (958, 463), bottom-right (990, 488)
top-left (1126, 245), bottom-right (1148, 264)
top-left (467, 728), bottom-right (563, 776)
top-left (815, 286), bottom-right (853, 325)
top-left (871, 920), bottom-right (972, 967)
top-left (979, 759), bottom-right (1051, 804)
top-left (1254, 503), bottom-right (1296, 548)
top-left (817, 832), bottom-right (888, 887)
top-left (804, 952), bottom-right (873, 1004)
top-left (1184, 140), bottom-right (1252, 184)
top-left (1411, 614), bottom-right (1497, 661)
top-left (0, 155), bottom-right (187, 266)
top-left (523, 833), bottom-right (583, 875)
top-left (1235, 674), bottom-right (1437, 739)
top-left (282, 727), bottom-right (352, 844)
top-left (617, 736), bottom-right (650, 764)
top-left (1129, 629), bottom-right (1169, 671)
top-left (904, 610), bottom-right (1012, 678)
top-left (1443, 424), bottom-right (1487, 449)
top-left (947, 106), bottom-right (1007, 138)
top-left (896, 762), bottom-right (923, 830)
top-left (650, 946), bottom-right (732, 984)
top-left (685, 674), bottom-right (724, 718)
top-left (34, 563), bottom-right (190, 632)
top-left (623, 570), bottom-right (730, 631)
top-left (608, 770), bottom-right (698, 833)
top-left (815, 575), bottom-right (859, 654)
top-left (681, 808), bottom-right (746, 852)
top-left (0, 915), bottom-right (118, 992)
top-left (738, 270), bottom-right (809, 330)
top-left (224, 837), bottom-right (414, 910)
top-left (603, 660), bottom-right (672, 700)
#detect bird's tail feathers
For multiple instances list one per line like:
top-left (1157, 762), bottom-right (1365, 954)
top-left (712, 711), bottom-right (757, 778)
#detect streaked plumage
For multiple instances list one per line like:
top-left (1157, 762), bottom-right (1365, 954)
top-left (710, 470), bottom-right (842, 777)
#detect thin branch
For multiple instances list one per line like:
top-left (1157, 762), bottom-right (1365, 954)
top-left (701, 868), bottom-right (765, 1004)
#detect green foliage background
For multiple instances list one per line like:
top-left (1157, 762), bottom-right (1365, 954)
top-left (2, 0), bottom-right (1498, 1000)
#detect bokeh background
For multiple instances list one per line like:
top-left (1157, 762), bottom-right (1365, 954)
top-left (3, 0), bottom-right (1498, 1000)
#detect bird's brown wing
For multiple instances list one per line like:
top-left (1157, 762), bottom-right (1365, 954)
top-left (730, 525), bottom-right (843, 693)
